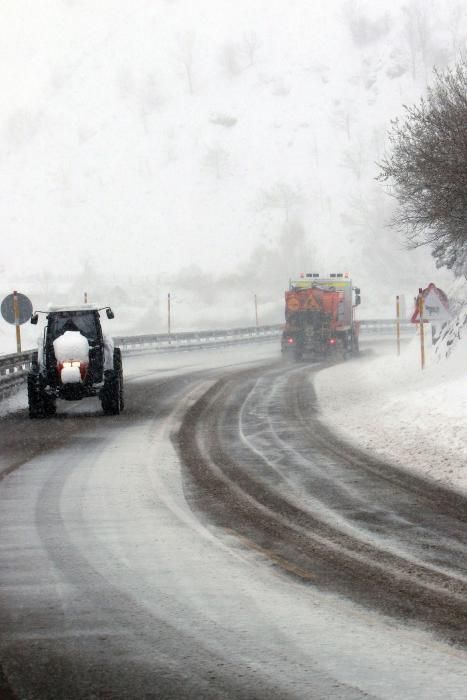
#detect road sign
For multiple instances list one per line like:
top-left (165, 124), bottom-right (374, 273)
top-left (1, 292), bottom-right (33, 325)
top-left (411, 283), bottom-right (450, 323)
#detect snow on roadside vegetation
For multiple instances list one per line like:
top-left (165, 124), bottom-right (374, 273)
top-left (313, 314), bottom-right (467, 495)
top-left (0, 389), bottom-right (27, 418)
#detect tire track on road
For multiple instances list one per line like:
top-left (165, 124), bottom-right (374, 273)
top-left (178, 362), bottom-right (467, 648)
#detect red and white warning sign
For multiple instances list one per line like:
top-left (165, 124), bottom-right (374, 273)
top-left (411, 283), bottom-right (450, 323)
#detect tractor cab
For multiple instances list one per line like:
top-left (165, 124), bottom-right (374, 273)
top-left (42, 307), bottom-right (105, 386)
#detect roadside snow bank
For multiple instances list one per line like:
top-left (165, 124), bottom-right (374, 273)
top-left (0, 389), bottom-right (27, 417)
top-left (313, 331), bottom-right (467, 495)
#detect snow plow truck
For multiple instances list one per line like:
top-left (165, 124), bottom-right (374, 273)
top-left (281, 273), bottom-right (361, 361)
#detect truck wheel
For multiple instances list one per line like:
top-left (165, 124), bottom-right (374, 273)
top-left (282, 348), bottom-right (295, 364)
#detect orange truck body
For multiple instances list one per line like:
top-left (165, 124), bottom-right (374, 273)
top-left (282, 275), bottom-right (360, 360)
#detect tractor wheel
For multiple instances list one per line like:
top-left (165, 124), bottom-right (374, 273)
top-left (44, 395), bottom-right (57, 416)
top-left (114, 348), bottom-right (124, 411)
top-left (27, 372), bottom-right (54, 418)
top-left (101, 349), bottom-right (124, 415)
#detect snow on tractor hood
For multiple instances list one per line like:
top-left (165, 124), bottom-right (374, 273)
top-left (53, 331), bottom-right (90, 364)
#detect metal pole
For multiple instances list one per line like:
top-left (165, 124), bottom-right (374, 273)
top-left (418, 288), bottom-right (425, 370)
top-left (13, 290), bottom-right (21, 353)
top-left (168, 293), bottom-right (171, 342)
top-left (396, 295), bottom-right (401, 356)
top-left (254, 294), bottom-right (259, 330)
top-left (84, 291), bottom-right (88, 304)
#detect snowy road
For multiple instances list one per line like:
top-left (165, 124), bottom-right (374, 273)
top-left (0, 343), bottom-right (466, 699)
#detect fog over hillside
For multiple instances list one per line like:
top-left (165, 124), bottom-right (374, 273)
top-left (0, 0), bottom-right (465, 340)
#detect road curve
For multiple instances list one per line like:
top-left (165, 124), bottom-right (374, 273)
top-left (0, 344), bottom-right (466, 699)
top-left (179, 360), bottom-right (467, 646)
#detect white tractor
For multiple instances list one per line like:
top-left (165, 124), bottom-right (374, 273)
top-left (27, 305), bottom-right (124, 417)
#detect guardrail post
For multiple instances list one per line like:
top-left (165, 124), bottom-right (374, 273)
top-left (396, 296), bottom-right (401, 356)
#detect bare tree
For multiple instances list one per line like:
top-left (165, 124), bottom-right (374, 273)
top-left (239, 32), bottom-right (261, 68)
top-left (331, 104), bottom-right (352, 140)
top-left (220, 42), bottom-right (242, 78)
top-left (140, 74), bottom-right (163, 131)
top-left (220, 32), bottom-right (261, 78)
top-left (177, 33), bottom-right (196, 94)
top-left (256, 182), bottom-right (306, 224)
top-left (342, 0), bottom-right (391, 47)
top-left (204, 145), bottom-right (229, 180)
top-left (447, 4), bottom-right (466, 55)
top-left (341, 135), bottom-right (369, 181)
top-left (378, 59), bottom-right (467, 275)
top-left (341, 147), bottom-right (364, 181)
top-left (402, 0), bottom-right (434, 82)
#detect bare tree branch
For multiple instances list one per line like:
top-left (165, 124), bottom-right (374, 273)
top-left (377, 58), bottom-right (467, 275)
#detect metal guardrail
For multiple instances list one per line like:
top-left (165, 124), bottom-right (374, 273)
top-left (358, 319), bottom-right (413, 333)
top-left (0, 320), bottom-right (412, 396)
top-left (113, 324), bottom-right (282, 353)
top-left (0, 325), bottom-right (281, 396)
top-left (0, 350), bottom-right (37, 396)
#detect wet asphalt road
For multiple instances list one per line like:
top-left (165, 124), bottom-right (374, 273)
top-left (179, 360), bottom-right (467, 645)
top-left (0, 343), bottom-right (466, 699)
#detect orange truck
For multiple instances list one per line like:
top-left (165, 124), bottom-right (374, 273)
top-left (281, 273), bottom-right (361, 361)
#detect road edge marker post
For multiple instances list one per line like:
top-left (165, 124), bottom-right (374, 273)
top-left (13, 290), bottom-right (21, 353)
top-left (168, 292), bottom-right (171, 344)
top-left (418, 287), bottom-right (425, 370)
top-left (396, 295), bottom-right (401, 356)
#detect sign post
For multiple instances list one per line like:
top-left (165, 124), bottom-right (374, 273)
top-left (418, 288), bottom-right (425, 370)
top-left (13, 291), bottom-right (21, 352)
top-left (396, 295), bottom-right (401, 357)
top-left (411, 283), bottom-right (451, 366)
top-left (1, 291), bottom-right (33, 353)
top-left (168, 292), bottom-right (171, 342)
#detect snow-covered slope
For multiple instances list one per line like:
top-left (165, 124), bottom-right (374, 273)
top-left (0, 0), bottom-right (463, 337)
top-left (314, 323), bottom-right (467, 494)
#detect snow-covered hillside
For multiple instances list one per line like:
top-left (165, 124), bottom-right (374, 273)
top-left (1, 0), bottom-right (464, 338)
